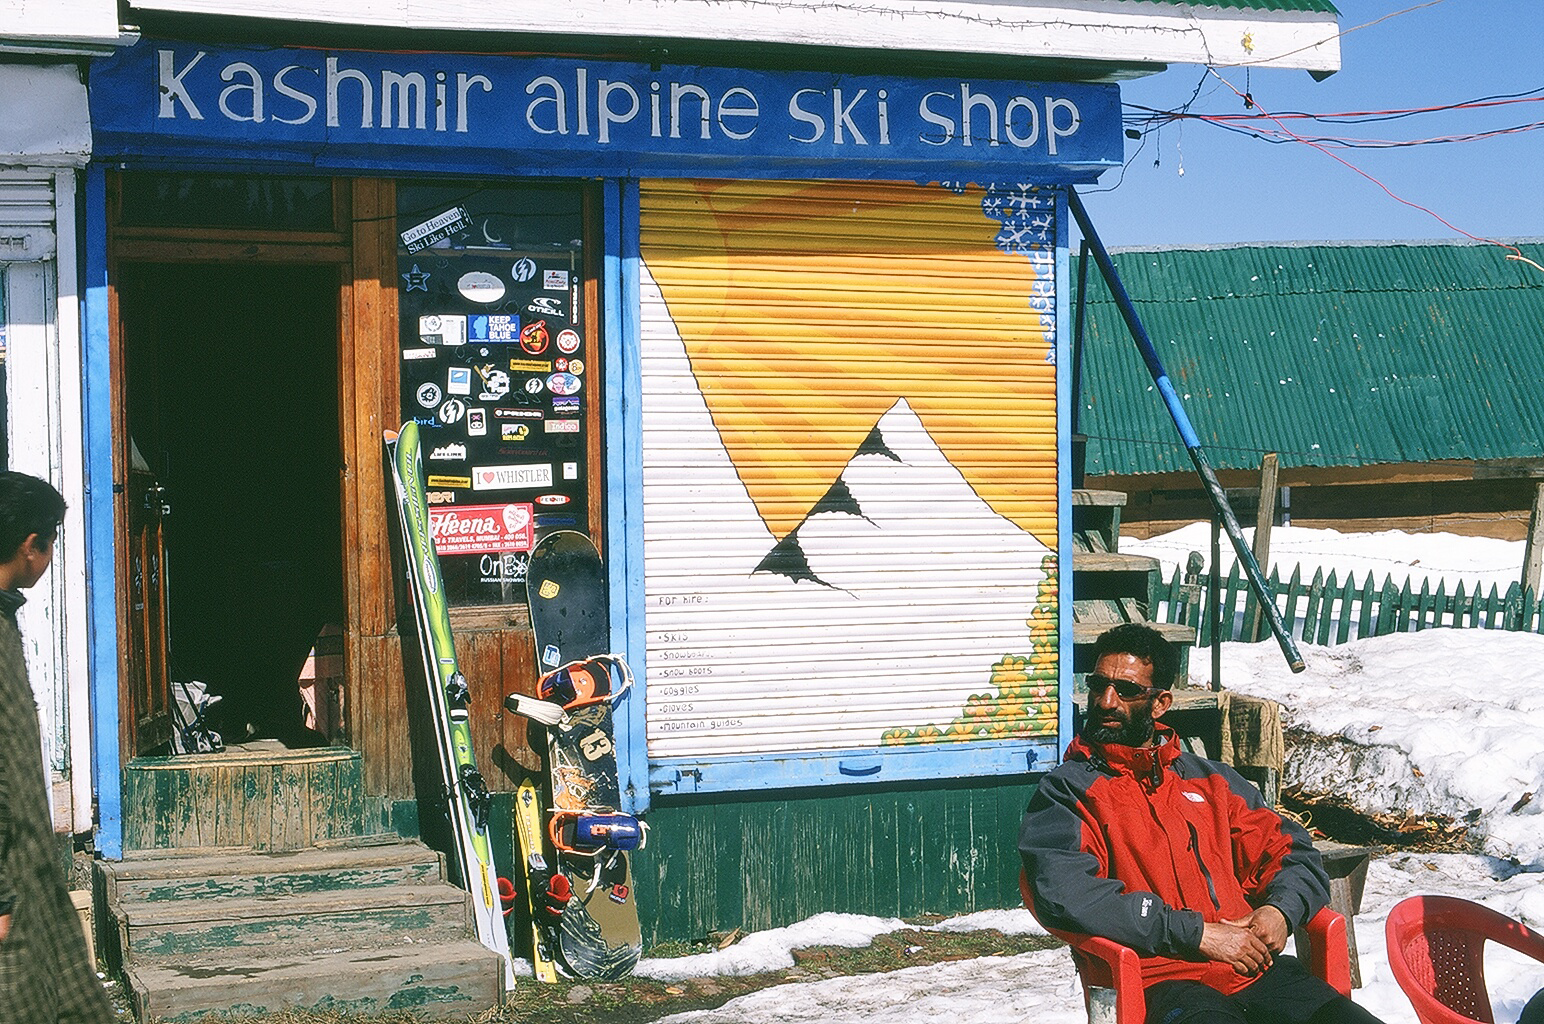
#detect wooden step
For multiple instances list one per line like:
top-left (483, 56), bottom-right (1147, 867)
top-left (1071, 489), bottom-right (1128, 507)
top-left (1072, 551), bottom-right (1161, 574)
top-left (125, 938), bottom-right (503, 1022)
top-left (1072, 620), bottom-right (1196, 645)
top-left (118, 884), bottom-right (473, 958)
top-left (102, 839), bottom-right (445, 904)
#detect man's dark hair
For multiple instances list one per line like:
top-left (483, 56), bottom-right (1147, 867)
top-left (0, 471), bottom-right (66, 559)
top-left (1089, 622), bottom-right (1178, 690)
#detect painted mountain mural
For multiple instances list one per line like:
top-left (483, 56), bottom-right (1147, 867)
top-left (638, 179), bottom-right (1060, 759)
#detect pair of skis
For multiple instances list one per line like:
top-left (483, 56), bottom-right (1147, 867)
top-left (385, 422), bottom-right (517, 990)
top-left (387, 424), bottom-right (643, 985)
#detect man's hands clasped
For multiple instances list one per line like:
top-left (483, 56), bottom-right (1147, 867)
top-left (1199, 906), bottom-right (1290, 977)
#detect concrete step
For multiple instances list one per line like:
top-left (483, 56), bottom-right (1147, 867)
top-left (118, 883), bottom-right (474, 958)
top-left (102, 838), bottom-right (445, 904)
top-left (125, 938), bottom-right (504, 1022)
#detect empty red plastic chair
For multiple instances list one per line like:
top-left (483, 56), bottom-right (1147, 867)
top-left (1021, 869), bottom-right (1352, 1024)
top-left (1385, 895), bottom-right (1544, 1024)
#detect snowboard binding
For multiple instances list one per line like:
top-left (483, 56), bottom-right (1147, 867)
top-left (549, 810), bottom-right (649, 855)
top-left (537, 654), bottom-right (634, 710)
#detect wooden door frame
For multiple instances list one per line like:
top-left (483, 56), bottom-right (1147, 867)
top-left (106, 172), bottom-right (359, 762)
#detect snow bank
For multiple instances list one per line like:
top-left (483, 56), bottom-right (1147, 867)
top-left (1125, 524), bottom-right (1523, 595)
top-left (636, 913), bottom-right (911, 980)
top-left (1222, 630), bottom-right (1544, 868)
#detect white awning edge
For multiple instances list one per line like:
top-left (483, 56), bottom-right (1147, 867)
top-left (0, 64), bottom-right (92, 168)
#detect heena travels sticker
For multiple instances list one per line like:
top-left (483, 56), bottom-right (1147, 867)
top-left (428, 502), bottom-right (534, 556)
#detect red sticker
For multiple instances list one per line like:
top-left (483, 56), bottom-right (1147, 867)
top-left (428, 503), bottom-right (534, 555)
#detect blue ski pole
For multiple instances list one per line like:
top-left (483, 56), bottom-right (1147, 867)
top-left (1067, 188), bottom-right (1306, 674)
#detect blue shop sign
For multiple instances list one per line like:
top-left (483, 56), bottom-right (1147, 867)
top-left (90, 40), bottom-right (1122, 181)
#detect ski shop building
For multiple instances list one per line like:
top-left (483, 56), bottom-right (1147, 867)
top-left (77, 0), bottom-right (1342, 944)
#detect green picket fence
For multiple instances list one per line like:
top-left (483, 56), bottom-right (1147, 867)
top-left (1154, 561), bottom-right (1544, 647)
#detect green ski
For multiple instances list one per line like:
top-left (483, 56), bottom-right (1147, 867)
top-left (385, 421), bottom-right (516, 989)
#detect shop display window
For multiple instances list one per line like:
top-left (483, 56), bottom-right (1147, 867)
top-left (395, 181), bottom-right (591, 607)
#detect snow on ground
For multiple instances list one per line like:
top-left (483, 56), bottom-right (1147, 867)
top-left (641, 855), bottom-right (1543, 1024)
top-left (639, 527), bottom-right (1544, 1024)
top-left (1222, 630), bottom-right (1544, 868)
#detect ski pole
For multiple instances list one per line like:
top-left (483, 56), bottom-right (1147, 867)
top-left (1066, 188), bottom-right (1306, 675)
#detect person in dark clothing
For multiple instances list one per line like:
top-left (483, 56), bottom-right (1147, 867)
top-left (0, 472), bottom-right (114, 1023)
top-left (1019, 623), bottom-right (1384, 1024)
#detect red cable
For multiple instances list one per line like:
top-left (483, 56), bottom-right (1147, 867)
top-left (1202, 68), bottom-right (1540, 274)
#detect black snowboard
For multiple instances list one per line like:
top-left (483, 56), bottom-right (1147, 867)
top-left (526, 531), bottom-right (642, 980)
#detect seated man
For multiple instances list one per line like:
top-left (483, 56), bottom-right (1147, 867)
top-left (1019, 623), bottom-right (1383, 1024)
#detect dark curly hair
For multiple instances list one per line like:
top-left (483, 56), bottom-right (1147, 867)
top-left (1089, 623), bottom-right (1177, 690)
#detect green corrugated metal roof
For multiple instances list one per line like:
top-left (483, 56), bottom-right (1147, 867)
top-left (1077, 239), bottom-right (1544, 477)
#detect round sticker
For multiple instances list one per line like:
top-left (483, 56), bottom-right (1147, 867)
top-left (438, 398), bottom-right (466, 424)
top-left (511, 258), bottom-right (538, 283)
top-left (416, 382), bottom-right (443, 408)
top-left (458, 271), bottom-right (506, 304)
top-left (556, 329), bottom-right (581, 354)
top-left (479, 368), bottom-right (511, 399)
top-left (547, 372), bottom-right (582, 396)
top-left (567, 359), bottom-right (585, 375)
top-left (536, 494), bottom-right (570, 506)
top-left (524, 377), bottom-right (545, 395)
top-left (520, 320), bottom-right (550, 355)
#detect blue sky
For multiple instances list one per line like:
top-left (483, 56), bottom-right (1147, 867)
top-left (1079, 0), bottom-right (1544, 247)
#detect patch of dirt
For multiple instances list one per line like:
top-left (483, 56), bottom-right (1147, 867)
top-left (136, 926), bottom-right (1060, 1024)
top-left (1280, 785), bottom-right (1480, 853)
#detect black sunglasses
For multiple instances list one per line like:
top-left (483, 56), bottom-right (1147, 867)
top-left (1086, 674), bottom-right (1164, 701)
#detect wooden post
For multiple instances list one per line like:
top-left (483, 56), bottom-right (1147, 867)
top-left (1249, 454), bottom-right (1280, 641)
top-left (1522, 482), bottom-right (1544, 596)
top-left (1211, 517), bottom-right (1223, 692)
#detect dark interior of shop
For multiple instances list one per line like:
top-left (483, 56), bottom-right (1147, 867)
top-left (121, 262), bottom-right (344, 749)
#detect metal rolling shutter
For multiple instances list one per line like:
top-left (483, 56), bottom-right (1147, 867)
top-left (0, 172), bottom-right (58, 263)
top-left (638, 179), bottom-right (1061, 771)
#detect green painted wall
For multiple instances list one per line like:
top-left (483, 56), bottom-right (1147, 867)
top-left (628, 774), bottom-right (1038, 945)
top-left (390, 775), bottom-right (1039, 945)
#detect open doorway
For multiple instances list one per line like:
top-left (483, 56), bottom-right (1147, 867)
top-left (119, 262), bottom-right (344, 751)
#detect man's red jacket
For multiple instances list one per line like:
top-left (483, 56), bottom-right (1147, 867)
top-left (1018, 724), bottom-right (1330, 994)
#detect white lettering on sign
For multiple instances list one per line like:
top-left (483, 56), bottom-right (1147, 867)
top-left (158, 49), bottom-right (491, 133)
top-left (144, 47), bottom-right (1099, 157)
top-left (918, 88), bottom-right (1081, 151)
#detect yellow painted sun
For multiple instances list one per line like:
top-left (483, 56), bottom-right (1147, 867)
top-left (641, 179), bottom-right (1059, 546)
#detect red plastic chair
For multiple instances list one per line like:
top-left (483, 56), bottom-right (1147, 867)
top-left (1385, 895), bottom-right (1544, 1024)
top-left (1020, 870), bottom-right (1352, 1024)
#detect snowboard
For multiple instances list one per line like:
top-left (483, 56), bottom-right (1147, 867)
top-left (520, 531), bottom-right (644, 980)
top-left (385, 422), bottom-right (517, 989)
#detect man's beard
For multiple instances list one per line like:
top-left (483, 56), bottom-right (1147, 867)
top-left (1082, 702), bottom-right (1157, 746)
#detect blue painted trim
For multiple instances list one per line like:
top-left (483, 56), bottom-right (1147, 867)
top-left (82, 164), bottom-right (122, 860)
top-left (605, 179), bottom-right (649, 814)
top-left (649, 738), bottom-right (1054, 795)
top-left (1055, 187), bottom-right (1075, 760)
